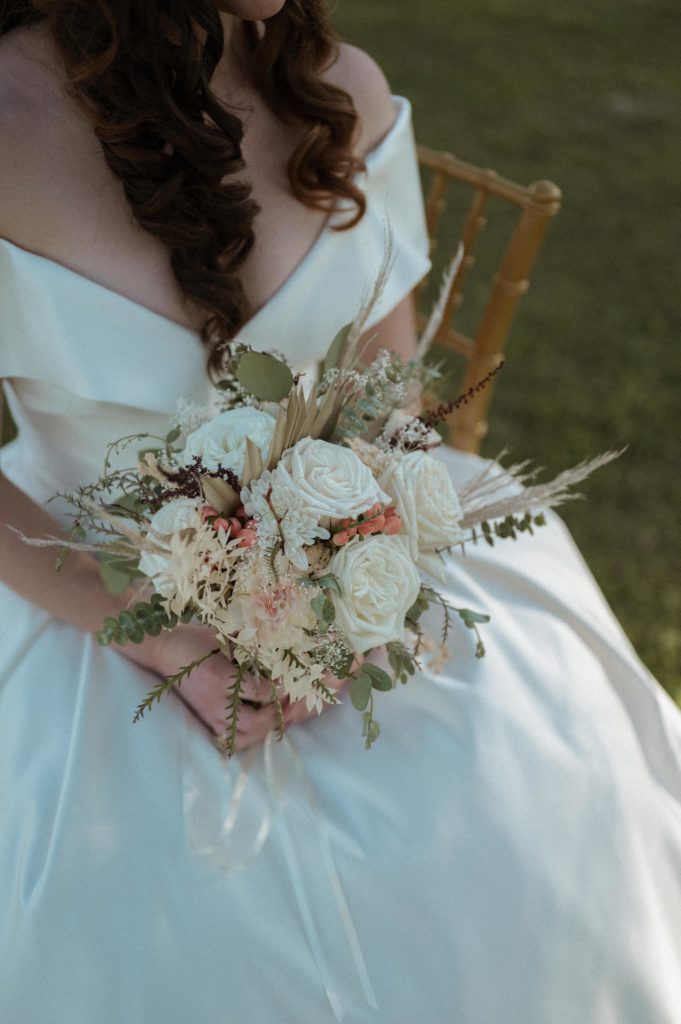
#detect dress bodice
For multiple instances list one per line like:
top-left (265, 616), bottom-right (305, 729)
top-left (0, 96), bottom-right (430, 515)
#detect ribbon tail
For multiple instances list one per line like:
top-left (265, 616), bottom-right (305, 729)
top-left (265, 733), bottom-right (379, 1020)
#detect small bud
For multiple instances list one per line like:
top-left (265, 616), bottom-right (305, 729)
top-left (227, 517), bottom-right (242, 536)
top-left (333, 530), bottom-right (350, 546)
top-left (238, 529), bottom-right (257, 548)
top-left (357, 521), bottom-right (374, 536)
top-left (383, 515), bottom-right (402, 535)
top-left (371, 514), bottom-right (386, 531)
top-left (214, 517), bottom-right (231, 532)
top-left (199, 504), bottom-right (218, 522)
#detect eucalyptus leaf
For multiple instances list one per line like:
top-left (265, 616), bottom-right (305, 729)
top-left (366, 720), bottom-right (381, 744)
top-left (236, 351), bottom-right (294, 402)
top-left (458, 608), bottom-right (491, 626)
top-left (310, 593), bottom-right (328, 631)
top-left (99, 558), bottom-right (133, 596)
top-left (349, 672), bottom-right (372, 711)
top-left (97, 616), bottom-right (120, 646)
top-left (321, 322), bottom-right (353, 380)
top-left (315, 574), bottom-right (341, 593)
top-left (363, 664), bottom-right (393, 691)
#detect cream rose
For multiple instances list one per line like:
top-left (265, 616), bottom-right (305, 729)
top-left (138, 498), bottom-right (201, 595)
top-left (328, 534), bottom-right (421, 654)
top-left (379, 450), bottom-right (465, 582)
top-left (182, 408), bottom-right (276, 479)
top-left (274, 437), bottom-right (387, 523)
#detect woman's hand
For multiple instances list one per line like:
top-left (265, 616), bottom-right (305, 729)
top-left (120, 622), bottom-right (352, 752)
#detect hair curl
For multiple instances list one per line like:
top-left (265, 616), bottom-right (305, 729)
top-left (0, 0), bottom-right (366, 374)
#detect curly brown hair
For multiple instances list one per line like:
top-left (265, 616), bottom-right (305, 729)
top-left (0, 0), bottom-right (366, 373)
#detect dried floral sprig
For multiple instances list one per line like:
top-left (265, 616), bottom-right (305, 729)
top-left (419, 362), bottom-right (505, 430)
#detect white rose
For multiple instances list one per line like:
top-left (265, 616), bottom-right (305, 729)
top-left (328, 534), bottom-right (421, 654)
top-left (379, 450), bottom-right (465, 582)
top-left (182, 408), bottom-right (276, 479)
top-left (138, 498), bottom-right (201, 594)
top-left (274, 437), bottom-right (387, 523)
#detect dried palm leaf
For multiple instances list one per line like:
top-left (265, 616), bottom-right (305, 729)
top-left (459, 450), bottom-right (624, 530)
top-left (241, 437), bottom-right (264, 488)
top-left (200, 475), bottom-right (240, 516)
top-left (414, 243), bottom-right (464, 361)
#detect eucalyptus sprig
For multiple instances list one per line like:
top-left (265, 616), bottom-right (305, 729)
top-left (96, 594), bottom-right (192, 647)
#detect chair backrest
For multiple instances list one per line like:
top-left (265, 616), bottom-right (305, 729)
top-left (416, 145), bottom-right (562, 453)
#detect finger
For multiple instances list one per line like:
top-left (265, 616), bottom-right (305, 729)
top-left (233, 708), bottom-right (280, 751)
top-left (283, 698), bottom-right (324, 728)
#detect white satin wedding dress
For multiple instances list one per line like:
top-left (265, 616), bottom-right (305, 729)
top-left (2, 98), bottom-right (681, 1024)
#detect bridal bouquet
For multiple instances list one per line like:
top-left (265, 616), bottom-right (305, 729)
top-left (36, 250), bottom-right (617, 753)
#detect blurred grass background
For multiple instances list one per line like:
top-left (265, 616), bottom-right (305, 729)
top-left (335, 0), bottom-right (681, 699)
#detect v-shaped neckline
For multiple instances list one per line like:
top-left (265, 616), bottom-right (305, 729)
top-left (0, 98), bottom-right (412, 345)
top-left (0, 213), bottom-right (332, 343)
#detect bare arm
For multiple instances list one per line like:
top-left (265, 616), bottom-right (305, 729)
top-left (359, 293), bottom-right (419, 366)
top-left (0, 468), bottom-right (134, 633)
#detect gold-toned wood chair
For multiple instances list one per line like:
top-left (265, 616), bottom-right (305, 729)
top-left (416, 146), bottom-right (562, 453)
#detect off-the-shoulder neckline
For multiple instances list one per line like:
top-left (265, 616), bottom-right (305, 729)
top-left (0, 96), bottom-right (412, 342)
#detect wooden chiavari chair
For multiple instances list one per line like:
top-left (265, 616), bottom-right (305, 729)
top-left (416, 146), bottom-right (562, 453)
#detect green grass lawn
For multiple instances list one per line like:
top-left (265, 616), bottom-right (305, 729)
top-left (335, 0), bottom-right (681, 699)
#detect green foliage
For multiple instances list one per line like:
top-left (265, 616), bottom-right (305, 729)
top-left (361, 705), bottom-right (381, 749)
top-left (349, 671), bottom-right (372, 711)
top-left (219, 661), bottom-right (251, 758)
top-left (98, 553), bottom-right (142, 596)
top-left (406, 589), bottom-right (431, 629)
top-left (470, 513), bottom-right (547, 547)
top-left (96, 594), bottom-right (191, 647)
top-left (165, 426), bottom-right (182, 447)
top-left (236, 351), bottom-right (294, 402)
top-left (310, 593), bottom-right (336, 634)
top-left (362, 662), bottom-right (393, 691)
top-left (455, 608), bottom-right (491, 659)
top-left (312, 573), bottom-right (341, 593)
top-left (132, 647), bottom-right (220, 724)
top-left (321, 322), bottom-right (353, 380)
top-left (387, 642), bottom-right (419, 684)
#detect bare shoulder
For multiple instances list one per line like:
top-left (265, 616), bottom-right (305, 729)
top-left (0, 24), bottom-right (105, 248)
top-left (0, 27), bottom-right (62, 235)
top-left (323, 43), bottom-right (397, 157)
top-left (0, 26), bottom-right (57, 143)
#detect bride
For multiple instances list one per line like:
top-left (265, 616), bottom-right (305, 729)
top-left (1, 2), bottom-right (680, 1021)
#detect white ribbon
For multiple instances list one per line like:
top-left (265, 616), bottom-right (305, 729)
top-left (181, 728), bottom-right (378, 1021)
